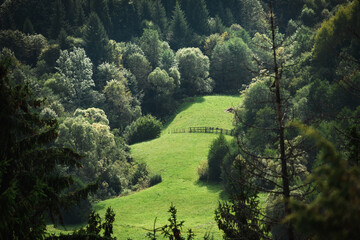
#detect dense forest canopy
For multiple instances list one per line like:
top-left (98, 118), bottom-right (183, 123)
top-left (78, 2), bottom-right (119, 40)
top-left (0, 0), bottom-right (359, 239)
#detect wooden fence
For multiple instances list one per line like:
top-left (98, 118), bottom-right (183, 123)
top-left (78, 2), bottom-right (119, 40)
top-left (168, 127), bottom-right (235, 136)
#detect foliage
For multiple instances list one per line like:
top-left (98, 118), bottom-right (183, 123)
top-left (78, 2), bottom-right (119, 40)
top-left (124, 115), bottom-right (162, 145)
top-left (95, 62), bottom-right (122, 91)
top-left (146, 204), bottom-right (195, 240)
top-left (56, 111), bottom-right (133, 199)
top-left (159, 44), bottom-right (176, 72)
top-left (207, 134), bottom-right (228, 182)
top-left (145, 67), bottom-right (177, 114)
top-left (197, 159), bottom-right (209, 181)
top-left (215, 155), bottom-right (267, 240)
top-left (83, 12), bottom-right (109, 66)
top-left (46, 207), bottom-right (116, 240)
top-left (0, 30), bottom-right (48, 66)
top-left (127, 52), bottom-right (152, 91)
top-left (169, 1), bottom-right (191, 50)
top-left (286, 123), bottom-right (360, 240)
top-left (55, 47), bottom-right (95, 108)
top-left (0, 58), bottom-right (96, 239)
top-left (103, 79), bottom-right (141, 130)
top-left (139, 29), bottom-right (162, 68)
top-left (312, 0), bottom-right (360, 78)
top-left (74, 108), bottom-right (110, 125)
top-left (182, 0), bottom-right (210, 35)
top-left (175, 47), bottom-right (213, 95)
top-left (211, 37), bottom-right (254, 93)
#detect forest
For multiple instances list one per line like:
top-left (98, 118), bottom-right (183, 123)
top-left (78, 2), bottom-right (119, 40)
top-left (0, 0), bottom-right (359, 239)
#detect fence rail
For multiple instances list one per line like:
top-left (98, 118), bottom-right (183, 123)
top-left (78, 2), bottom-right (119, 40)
top-left (168, 127), bottom-right (235, 136)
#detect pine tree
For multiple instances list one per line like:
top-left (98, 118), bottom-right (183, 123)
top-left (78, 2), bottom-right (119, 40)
top-left (83, 12), bottom-right (109, 66)
top-left (74, 0), bottom-right (86, 26)
top-left (152, 0), bottom-right (168, 34)
top-left (169, 1), bottom-right (191, 50)
top-left (50, 0), bottom-right (67, 38)
top-left (0, 56), bottom-right (97, 239)
top-left (92, 0), bottom-right (113, 35)
top-left (184, 0), bottom-right (210, 35)
top-left (161, 0), bottom-right (176, 18)
top-left (111, 0), bottom-right (142, 41)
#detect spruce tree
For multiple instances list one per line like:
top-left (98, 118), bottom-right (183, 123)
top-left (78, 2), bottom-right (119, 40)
top-left (0, 55), bottom-right (97, 239)
top-left (161, 0), bottom-right (176, 18)
top-left (152, 0), bottom-right (168, 34)
top-left (184, 0), bottom-right (210, 35)
top-left (83, 12), bottom-right (109, 66)
top-left (50, 0), bottom-right (67, 38)
top-left (169, 1), bottom-right (191, 50)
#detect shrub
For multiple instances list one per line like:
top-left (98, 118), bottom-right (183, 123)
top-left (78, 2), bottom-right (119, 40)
top-left (124, 115), bottom-right (162, 144)
top-left (149, 174), bottom-right (162, 186)
top-left (207, 134), bottom-right (228, 182)
top-left (197, 159), bottom-right (209, 181)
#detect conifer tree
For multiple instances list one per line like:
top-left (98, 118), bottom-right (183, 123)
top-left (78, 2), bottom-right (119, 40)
top-left (92, 0), bottom-right (112, 35)
top-left (0, 56), bottom-right (97, 239)
top-left (50, 0), bottom-right (67, 38)
top-left (183, 0), bottom-right (210, 35)
top-left (152, 0), bottom-right (168, 34)
top-left (83, 12), bottom-right (109, 66)
top-left (161, 0), bottom-right (176, 18)
top-left (169, 1), bottom-right (191, 50)
top-left (74, 0), bottom-right (86, 26)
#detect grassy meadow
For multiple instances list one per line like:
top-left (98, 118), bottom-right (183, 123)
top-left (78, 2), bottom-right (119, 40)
top-left (49, 95), bottom-right (243, 239)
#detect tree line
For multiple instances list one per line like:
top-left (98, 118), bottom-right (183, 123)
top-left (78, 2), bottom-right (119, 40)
top-left (0, 0), bottom-right (359, 239)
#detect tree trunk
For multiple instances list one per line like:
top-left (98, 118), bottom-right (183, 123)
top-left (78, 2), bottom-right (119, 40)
top-left (269, 1), bottom-right (294, 239)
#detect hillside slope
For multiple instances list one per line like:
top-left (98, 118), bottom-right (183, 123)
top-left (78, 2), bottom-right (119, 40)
top-left (93, 95), bottom-right (241, 239)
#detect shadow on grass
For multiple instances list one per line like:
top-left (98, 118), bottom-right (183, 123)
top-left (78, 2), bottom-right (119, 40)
top-left (162, 96), bottom-right (206, 130)
top-left (194, 180), bottom-right (228, 201)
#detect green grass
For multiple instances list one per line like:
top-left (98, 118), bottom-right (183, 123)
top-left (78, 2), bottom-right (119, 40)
top-left (48, 95), bottom-right (242, 239)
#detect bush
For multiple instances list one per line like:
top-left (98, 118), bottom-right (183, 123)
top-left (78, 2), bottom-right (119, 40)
top-left (124, 115), bottom-right (162, 144)
top-left (207, 134), bottom-right (228, 182)
top-left (197, 159), bottom-right (209, 181)
top-left (149, 174), bottom-right (162, 186)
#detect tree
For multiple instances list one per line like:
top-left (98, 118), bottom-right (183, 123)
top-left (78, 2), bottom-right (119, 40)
top-left (211, 37), bottom-right (254, 93)
top-left (103, 79), bottom-right (141, 130)
top-left (215, 154), bottom-right (269, 239)
top-left (146, 204), bottom-right (195, 240)
top-left (152, 0), bottom-right (168, 34)
top-left (56, 47), bottom-right (95, 108)
top-left (0, 30), bottom-right (48, 66)
top-left (231, 2), bottom-right (311, 239)
top-left (145, 67), bottom-right (177, 114)
top-left (83, 12), bottom-right (109, 66)
top-left (175, 47), bottom-right (213, 95)
top-left (123, 115), bottom-right (162, 145)
top-left (95, 62), bottom-right (122, 91)
top-left (159, 45), bottom-right (176, 72)
top-left (287, 123), bottom-right (360, 240)
top-left (50, 0), bottom-right (67, 38)
top-left (110, 0), bottom-right (141, 41)
top-left (237, 0), bottom-right (266, 35)
top-left (56, 109), bottom-right (133, 198)
top-left (169, 1), bottom-right (191, 50)
top-left (0, 57), bottom-right (96, 239)
top-left (127, 53), bottom-right (152, 91)
top-left (139, 29), bottom-right (162, 68)
top-left (312, 0), bottom-right (360, 80)
top-left (183, 0), bottom-right (210, 35)
top-left (207, 134), bottom-right (228, 182)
